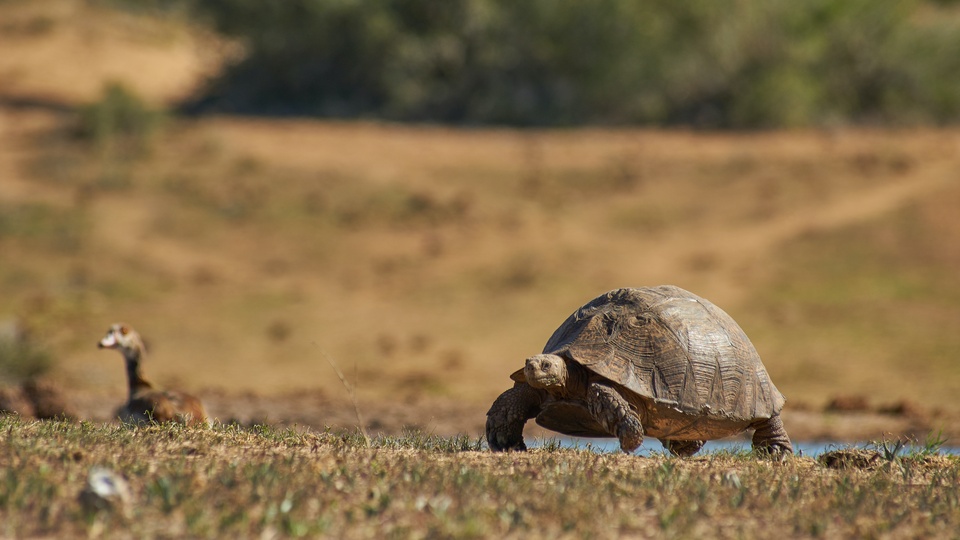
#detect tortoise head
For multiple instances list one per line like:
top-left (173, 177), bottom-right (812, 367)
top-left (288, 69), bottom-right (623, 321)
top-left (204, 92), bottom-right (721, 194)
top-left (523, 354), bottom-right (569, 391)
top-left (97, 323), bottom-right (145, 359)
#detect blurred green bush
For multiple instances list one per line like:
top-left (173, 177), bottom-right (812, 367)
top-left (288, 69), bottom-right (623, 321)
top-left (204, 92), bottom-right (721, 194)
top-left (160, 0), bottom-right (960, 126)
top-left (77, 82), bottom-right (164, 154)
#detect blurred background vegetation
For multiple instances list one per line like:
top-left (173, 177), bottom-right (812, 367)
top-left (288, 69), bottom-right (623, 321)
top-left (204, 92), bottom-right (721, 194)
top-left (93, 0), bottom-right (960, 128)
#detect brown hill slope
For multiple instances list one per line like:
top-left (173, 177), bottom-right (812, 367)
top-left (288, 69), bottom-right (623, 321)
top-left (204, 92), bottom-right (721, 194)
top-left (0, 0), bottom-right (220, 107)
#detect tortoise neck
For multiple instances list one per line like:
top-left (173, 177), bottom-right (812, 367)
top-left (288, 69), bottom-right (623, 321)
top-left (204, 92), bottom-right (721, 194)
top-left (564, 361), bottom-right (589, 399)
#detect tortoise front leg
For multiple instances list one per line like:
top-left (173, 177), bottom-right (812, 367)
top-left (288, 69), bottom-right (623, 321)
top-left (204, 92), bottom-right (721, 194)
top-left (586, 383), bottom-right (644, 453)
top-left (750, 414), bottom-right (793, 456)
top-left (486, 383), bottom-right (542, 451)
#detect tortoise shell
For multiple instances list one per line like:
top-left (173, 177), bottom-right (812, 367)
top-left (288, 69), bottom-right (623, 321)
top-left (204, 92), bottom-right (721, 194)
top-left (512, 286), bottom-right (785, 439)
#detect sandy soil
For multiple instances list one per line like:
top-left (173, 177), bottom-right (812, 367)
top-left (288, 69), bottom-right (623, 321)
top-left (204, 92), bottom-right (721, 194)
top-left (0, 0), bottom-right (224, 106)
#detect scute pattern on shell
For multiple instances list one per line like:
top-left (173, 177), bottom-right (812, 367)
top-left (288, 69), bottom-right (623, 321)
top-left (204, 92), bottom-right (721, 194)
top-left (539, 286), bottom-right (784, 422)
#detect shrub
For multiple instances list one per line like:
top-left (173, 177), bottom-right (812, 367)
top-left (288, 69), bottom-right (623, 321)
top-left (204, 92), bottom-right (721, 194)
top-left (173, 0), bottom-right (960, 127)
top-left (76, 82), bottom-right (164, 154)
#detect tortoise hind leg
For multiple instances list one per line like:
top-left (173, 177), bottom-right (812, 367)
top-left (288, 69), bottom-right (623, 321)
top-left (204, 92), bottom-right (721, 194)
top-left (750, 414), bottom-right (793, 456)
top-left (660, 439), bottom-right (705, 457)
top-left (486, 383), bottom-right (543, 452)
top-left (586, 383), bottom-right (644, 453)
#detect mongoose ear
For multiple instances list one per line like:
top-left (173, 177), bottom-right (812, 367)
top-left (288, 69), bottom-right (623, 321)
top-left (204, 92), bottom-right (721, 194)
top-left (509, 368), bottom-right (526, 383)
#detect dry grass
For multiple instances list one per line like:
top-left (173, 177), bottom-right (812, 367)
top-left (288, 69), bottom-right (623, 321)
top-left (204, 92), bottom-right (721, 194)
top-left (2, 0), bottom-right (960, 424)
top-left (2, 416), bottom-right (959, 539)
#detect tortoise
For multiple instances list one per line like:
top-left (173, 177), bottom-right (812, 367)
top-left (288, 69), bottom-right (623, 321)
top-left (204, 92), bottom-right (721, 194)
top-left (486, 286), bottom-right (792, 456)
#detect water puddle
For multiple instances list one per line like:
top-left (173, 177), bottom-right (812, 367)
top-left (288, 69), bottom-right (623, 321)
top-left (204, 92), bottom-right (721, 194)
top-left (533, 437), bottom-right (960, 457)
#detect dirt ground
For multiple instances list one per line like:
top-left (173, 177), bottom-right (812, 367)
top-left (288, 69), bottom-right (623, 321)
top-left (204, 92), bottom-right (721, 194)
top-left (35, 384), bottom-right (954, 447)
top-left (196, 391), bottom-right (960, 445)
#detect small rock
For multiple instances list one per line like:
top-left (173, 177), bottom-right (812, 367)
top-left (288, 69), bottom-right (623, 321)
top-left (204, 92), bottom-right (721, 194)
top-left (824, 395), bottom-right (870, 413)
top-left (818, 448), bottom-right (880, 470)
top-left (722, 470), bottom-right (742, 489)
top-left (79, 467), bottom-right (133, 518)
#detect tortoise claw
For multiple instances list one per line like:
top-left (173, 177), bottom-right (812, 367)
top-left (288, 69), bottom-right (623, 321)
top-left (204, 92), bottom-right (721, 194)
top-left (487, 430), bottom-right (527, 452)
